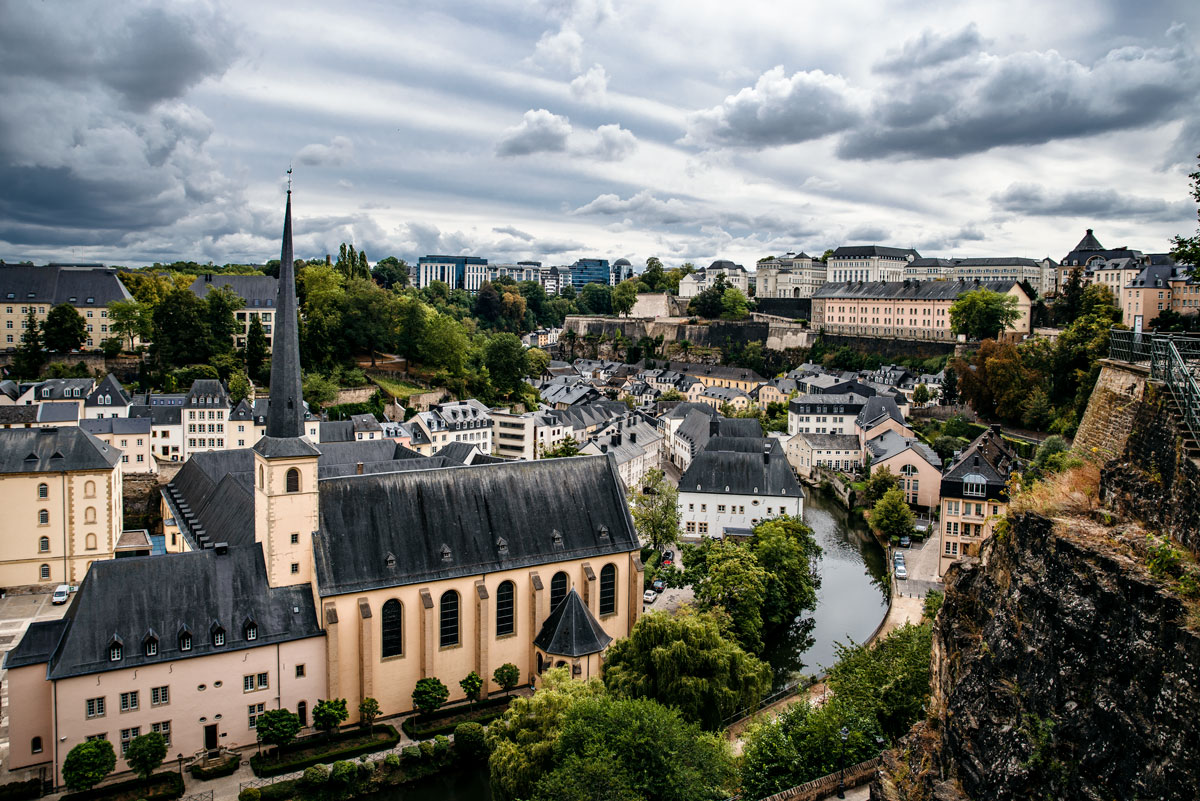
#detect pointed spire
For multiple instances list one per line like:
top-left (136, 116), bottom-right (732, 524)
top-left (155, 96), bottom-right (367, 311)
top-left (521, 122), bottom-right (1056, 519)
top-left (266, 189), bottom-right (305, 439)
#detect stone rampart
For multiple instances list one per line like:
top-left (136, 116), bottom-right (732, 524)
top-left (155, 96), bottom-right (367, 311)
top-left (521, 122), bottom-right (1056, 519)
top-left (1072, 359), bottom-right (1150, 463)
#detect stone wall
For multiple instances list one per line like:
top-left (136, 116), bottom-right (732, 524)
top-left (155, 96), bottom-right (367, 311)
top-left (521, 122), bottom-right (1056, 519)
top-left (329, 385), bottom-right (376, 407)
top-left (122, 471), bottom-right (166, 533)
top-left (629, 293), bottom-right (670, 319)
top-left (754, 297), bottom-right (812, 321)
top-left (1072, 359), bottom-right (1150, 463)
top-left (1101, 381), bottom-right (1200, 557)
top-left (818, 334), bottom-right (956, 360)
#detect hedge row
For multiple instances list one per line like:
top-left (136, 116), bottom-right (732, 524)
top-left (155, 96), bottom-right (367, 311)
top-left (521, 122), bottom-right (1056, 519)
top-left (249, 726), bottom-right (400, 778)
top-left (60, 772), bottom-right (183, 801)
top-left (189, 755), bottom-right (240, 780)
top-left (401, 706), bottom-right (509, 739)
top-left (0, 779), bottom-right (41, 801)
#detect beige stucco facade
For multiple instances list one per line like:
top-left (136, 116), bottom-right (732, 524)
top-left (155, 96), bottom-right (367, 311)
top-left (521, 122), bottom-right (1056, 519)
top-left (0, 465), bottom-right (121, 587)
top-left (872, 453), bottom-right (941, 511)
top-left (938, 495), bottom-right (1007, 576)
top-left (813, 284), bottom-right (1031, 342)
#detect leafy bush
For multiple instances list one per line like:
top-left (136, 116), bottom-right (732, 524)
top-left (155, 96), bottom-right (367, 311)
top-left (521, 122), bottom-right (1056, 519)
top-left (237, 789), bottom-right (260, 801)
top-left (412, 677), bottom-right (450, 716)
top-left (401, 746), bottom-right (421, 764)
top-left (300, 765), bottom-right (329, 788)
top-left (189, 754), bottom-right (240, 780)
top-left (419, 741), bottom-right (435, 760)
top-left (923, 591), bottom-right (944, 621)
top-left (258, 780), bottom-right (296, 801)
top-left (0, 779), bottom-right (42, 801)
top-left (454, 722), bottom-right (487, 761)
top-left (249, 725), bottom-right (400, 777)
top-left (433, 735), bottom-right (450, 756)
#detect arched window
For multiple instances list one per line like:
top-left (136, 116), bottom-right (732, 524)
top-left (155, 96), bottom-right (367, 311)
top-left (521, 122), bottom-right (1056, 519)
top-left (84, 506), bottom-right (96, 524)
top-left (381, 599), bottom-right (403, 657)
top-left (39, 564), bottom-right (49, 580)
top-left (31, 737), bottom-right (42, 754)
top-left (297, 701), bottom-right (308, 727)
top-left (550, 572), bottom-right (568, 610)
top-left (259, 465), bottom-right (264, 489)
top-left (37, 483), bottom-right (48, 499)
top-left (84, 480), bottom-right (95, 498)
top-left (599, 564), bottom-right (617, 616)
top-left (900, 464), bottom-right (917, 476)
top-left (39, 536), bottom-right (50, 552)
top-left (286, 468), bottom-right (300, 493)
top-left (85, 533), bottom-right (97, 550)
top-left (439, 591), bottom-right (459, 647)
top-left (38, 509), bottom-right (49, 525)
top-left (496, 580), bottom-right (515, 637)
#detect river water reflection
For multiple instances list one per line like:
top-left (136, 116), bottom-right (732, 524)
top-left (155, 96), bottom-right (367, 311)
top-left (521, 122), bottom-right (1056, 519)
top-left (763, 486), bottom-right (889, 682)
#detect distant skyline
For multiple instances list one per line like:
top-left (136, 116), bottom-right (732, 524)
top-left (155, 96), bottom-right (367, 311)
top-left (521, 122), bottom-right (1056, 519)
top-left (0, 0), bottom-right (1197, 269)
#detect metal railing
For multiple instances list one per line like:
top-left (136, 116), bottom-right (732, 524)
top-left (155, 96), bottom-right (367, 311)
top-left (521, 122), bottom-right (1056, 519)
top-left (1109, 329), bottom-right (1200, 443)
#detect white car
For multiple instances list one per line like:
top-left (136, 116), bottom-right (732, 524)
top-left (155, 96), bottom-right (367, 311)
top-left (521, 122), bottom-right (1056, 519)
top-left (894, 563), bottom-right (908, 580)
top-left (643, 589), bottom-right (658, 604)
top-left (51, 584), bottom-right (70, 605)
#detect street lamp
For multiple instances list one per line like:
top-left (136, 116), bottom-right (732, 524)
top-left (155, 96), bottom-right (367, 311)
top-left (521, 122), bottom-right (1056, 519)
top-left (836, 726), bottom-right (849, 799)
top-left (176, 753), bottom-right (184, 780)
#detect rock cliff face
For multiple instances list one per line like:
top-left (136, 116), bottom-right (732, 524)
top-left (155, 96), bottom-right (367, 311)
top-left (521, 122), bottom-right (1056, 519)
top-left (873, 512), bottom-right (1200, 801)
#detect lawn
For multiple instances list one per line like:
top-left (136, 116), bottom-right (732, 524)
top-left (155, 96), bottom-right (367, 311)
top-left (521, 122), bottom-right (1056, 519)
top-left (372, 377), bottom-right (426, 400)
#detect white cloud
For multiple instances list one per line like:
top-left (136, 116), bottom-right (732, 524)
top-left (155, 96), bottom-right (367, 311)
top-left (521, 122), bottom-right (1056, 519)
top-left (571, 123), bottom-right (636, 161)
top-left (296, 136), bottom-right (355, 167)
top-left (528, 25), bottom-right (584, 73)
top-left (495, 109), bottom-right (573, 156)
top-left (570, 64), bottom-right (608, 104)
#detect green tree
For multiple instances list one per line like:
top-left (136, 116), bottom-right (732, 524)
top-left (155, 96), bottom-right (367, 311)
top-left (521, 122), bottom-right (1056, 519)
top-left (687, 274), bottom-right (730, 319)
top-left (313, 698), bottom-right (349, 740)
top-left (372, 256), bottom-right (410, 289)
top-left (43, 303), bottom-right (88, 352)
top-left (460, 671), bottom-right (484, 707)
top-left (749, 516), bottom-right (822, 630)
top-left (419, 311), bottom-right (469, 375)
top-left (412, 677), bottom-right (450, 716)
top-left (942, 414), bottom-right (972, 439)
top-left (124, 731), bottom-right (167, 782)
top-left (1056, 266), bottom-right (1085, 326)
top-left (863, 466), bottom-right (900, 506)
top-left (530, 695), bottom-right (737, 801)
top-left (949, 289), bottom-right (1021, 340)
top-left (228, 372), bottom-right (251, 404)
top-left (493, 662), bottom-right (522, 696)
top-left (454, 722), bottom-right (488, 761)
top-left (341, 278), bottom-right (398, 366)
top-left (12, 309), bottom-right (45, 378)
top-left (152, 287), bottom-right (209, 369)
top-left (559, 329), bottom-right (579, 360)
top-left (827, 622), bottom-right (933, 739)
top-left (202, 284), bottom-right (243, 357)
top-left (358, 697), bottom-right (380, 733)
top-left (484, 333), bottom-right (529, 398)
top-left (475, 281), bottom-right (503, 324)
top-left (871, 487), bottom-right (915, 541)
top-left (642, 257), bottom-right (666, 292)
top-left (612, 280), bottom-right (638, 317)
top-left (244, 315), bottom-right (269, 383)
top-left (108, 299), bottom-right (150, 351)
top-left (302, 372), bottom-right (339, 408)
top-left (912, 383), bottom-right (931, 405)
top-left (486, 668), bottom-right (606, 801)
top-left (720, 287), bottom-right (750, 320)
top-left (539, 437), bottom-right (581, 459)
top-left (941, 366), bottom-right (959, 405)
top-left (256, 709), bottom-right (302, 760)
top-left (629, 468), bottom-right (680, 552)
top-left (694, 540), bottom-right (769, 653)
top-left (526, 347), bottom-right (551, 377)
top-left (62, 739), bottom-right (117, 792)
top-left (577, 282), bottom-right (612, 315)
top-left (603, 608), bottom-right (772, 730)
top-left (1170, 155), bottom-right (1200, 268)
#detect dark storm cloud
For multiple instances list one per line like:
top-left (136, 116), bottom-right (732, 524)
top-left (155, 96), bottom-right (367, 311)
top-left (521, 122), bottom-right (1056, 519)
top-left (873, 24), bottom-right (985, 74)
top-left (992, 183), bottom-right (1193, 222)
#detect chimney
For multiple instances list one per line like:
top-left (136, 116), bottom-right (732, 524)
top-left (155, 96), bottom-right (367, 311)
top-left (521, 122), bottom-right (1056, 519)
top-left (629, 432), bottom-right (637, 444)
top-left (613, 433), bottom-right (622, 447)
top-left (710, 419), bottom-right (719, 437)
top-left (356, 462), bottom-right (364, 475)
top-left (763, 450), bottom-right (770, 465)
top-left (214, 542), bottom-right (229, 555)
top-left (601, 444), bottom-right (608, 453)
top-left (205, 274), bottom-right (213, 283)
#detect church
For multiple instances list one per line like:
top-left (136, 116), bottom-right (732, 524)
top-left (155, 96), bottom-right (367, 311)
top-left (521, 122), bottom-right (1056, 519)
top-left (5, 192), bottom-right (644, 785)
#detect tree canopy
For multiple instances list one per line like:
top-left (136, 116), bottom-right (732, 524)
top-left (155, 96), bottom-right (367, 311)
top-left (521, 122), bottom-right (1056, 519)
top-left (43, 303), bottom-right (88, 352)
top-left (629, 469), bottom-right (680, 551)
top-left (62, 739), bottom-right (116, 791)
top-left (1170, 155), bottom-right (1200, 268)
top-left (949, 289), bottom-right (1021, 340)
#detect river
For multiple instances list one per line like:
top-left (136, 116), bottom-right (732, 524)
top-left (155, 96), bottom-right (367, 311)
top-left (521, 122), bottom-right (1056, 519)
top-left (762, 486), bottom-right (890, 682)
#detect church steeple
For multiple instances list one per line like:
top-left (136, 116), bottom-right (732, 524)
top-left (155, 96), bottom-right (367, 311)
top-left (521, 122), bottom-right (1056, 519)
top-left (267, 188), bottom-right (305, 439)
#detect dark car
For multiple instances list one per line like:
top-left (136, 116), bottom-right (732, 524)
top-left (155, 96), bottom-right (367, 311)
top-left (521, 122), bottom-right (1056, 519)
top-left (652, 578), bottom-right (666, 592)
top-left (663, 550), bottom-right (675, 561)
top-left (899, 534), bottom-right (911, 548)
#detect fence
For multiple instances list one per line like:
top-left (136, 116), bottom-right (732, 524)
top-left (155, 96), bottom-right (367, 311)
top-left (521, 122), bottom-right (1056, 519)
top-left (721, 679), bottom-right (804, 728)
top-left (755, 756), bottom-right (883, 801)
top-left (179, 791), bottom-right (214, 801)
top-left (1109, 329), bottom-right (1200, 443)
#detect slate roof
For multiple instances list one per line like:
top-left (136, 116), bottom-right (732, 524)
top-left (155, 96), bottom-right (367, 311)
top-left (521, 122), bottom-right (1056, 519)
top-left (266, 192), bottom-right (305, 439)
top-left (0, 427), bottom-right (120, 474)
top-left (313, 455), bottom-right (638, 596)
top-left (660, 360), bottom-right (765, 384)
top-left (43, 545), bottom-right (322, 679)
top-left (856, 396), bottom-right (906, 430)
top-left (0, 406), bottom-right (37, 425)
top-left (320, 421), bottom-right (355, 442)
top-left (794, 432), bottom-right (861, 450)
top-left (79, 417), bottom-right (152, 436)
top-left (702, 385), bottom-right (751, 401)
top-left (85, 374), bottom-right (130, 408)
top-left (704, 436), bottom-right (783, 455)
top-left (830, 246), bottom-right (920, 259)
top-left (188, 275), bottom-right (279, 307)
top-left (0, 265), bottom-right (132, 306)
top-left (942, 426), bottom-right (1018, 488)
top-left (129, 404), bottom-right (182, 426)
top-left (865, 429), bottom-right (940, 468)
top-left (0, 380), bottom-right (18, 401)
top-left (789, 393), bottom-right (870, 414)
top-left (434, 441), bottom-right (485, 464)
top-left (36, 403), bottom-right (79, 424)
top-left (533, 589), bottom-right (612, 657)
top-left (679, 449), bottom-right (803, 498)
top-left (4, 619), bottom-right (68, 669)
top-left (1128, 265), bottom-right (1190, 288)
top-left (184, 380), bottom-right (229, 407)
top-left (814, 279), bottom-right (1020, 300)
top-left (26, 378), bottom-right (94, 400)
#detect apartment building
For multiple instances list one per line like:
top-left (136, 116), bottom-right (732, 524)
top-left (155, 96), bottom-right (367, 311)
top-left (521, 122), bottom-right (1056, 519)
top-left (188, 275), bottom-right (278, 348)
top-left (415, 256), bottom-right (489, 292)
top-left (79, 418), bottom-right (155, 474)
top-left (677, 439), bottom-right (802, 539)
top-left (811, 279), bottom-right (1031, 342)
top-left (677, 260), bottom-right (750, 298)
top-left (755, 253), bottom-right (826, 298)
top-left (945, 258), bottom-right (1057, 297)
top-left (938, 427), bottom-right (1017, 576)
top-left (0, 264), bottom-right (133, 351)
top-left (787, 393), bottom-right (870, 436)
top-left (786, 432), bottom-right (863, 479)
top-left (865, 429), bottom-right (942, 511)
top-left (826, 246), bottom-right (920, 283)
top-left (1122, 265), bottom-right (1196, 330)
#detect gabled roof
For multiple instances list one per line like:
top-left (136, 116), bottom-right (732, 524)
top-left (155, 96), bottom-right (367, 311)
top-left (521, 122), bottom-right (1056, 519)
top-left (0, 427), bottom-right (120, 474)
top-left (36, 402), bottom-right (79, 424)
top-left (679, 448), bottom-right (802, 498)
top-left (79, 417), bottom-right (152, 436)
top-left (865, 429), bottom-right (940, 468)
top-left (856, 396), bottom-right (906, 430)
top-left (814, 279), bottom-right (1020, 300)
top-left (320, 421), bottom-right (355, 442)
top-left (942, 426), bottom-right (1018, 486)
top-left (184, 379), bottom-right (229, 407)
top-left (0, 405), bottom-right (37, 425)
top-left (84, 374), bottom-right (130, 408)
top-left (43, 545), bottom-right (321, 679)
top-left (313, 455), bottom-right (638, 596)
top-left (794, 432), bottom-right (862, 450)
top-left (533, 589), bottom-right (612, 657)
top-left (4, 619), bottom-right (68, 669)
top-left (128, 404), bottom-right (182, 426)
top-left (188, 275), bottom-right (278, 306)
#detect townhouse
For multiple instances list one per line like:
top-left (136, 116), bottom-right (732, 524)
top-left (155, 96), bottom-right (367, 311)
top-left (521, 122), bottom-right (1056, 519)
top-left (938, 426), bottom-right (1017, 576)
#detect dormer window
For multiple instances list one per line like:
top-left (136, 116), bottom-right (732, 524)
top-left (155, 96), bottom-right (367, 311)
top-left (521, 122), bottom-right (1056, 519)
top-left (109, 641), bottom-right (123, 662)
top-left (245, 622), bottom-right (258, 641)
top-left (212, 626), bottom-right (226, 647)
top-left (551, 529), bottom-right (563, 548)
top-left (440, 544), bottom-right (452, 562)
top-left (144, 636), bottom-right (158, 657)
top-left (179, 633), bottom-right (192, 652)
top-left (385, 552), bottom-right (396, 569)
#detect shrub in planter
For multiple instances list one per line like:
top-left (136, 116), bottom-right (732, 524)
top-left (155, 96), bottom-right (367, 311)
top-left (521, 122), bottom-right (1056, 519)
top-left (401, 747), bottom-right (422, 765)
top-left (384, 753), bottom-right (401, 769)
top-left (300, 765), bottom-right (329, 790)
top-left (418, 741), bottom-right (435, 760)
top-left (238, 789), bottom-right (261, 801)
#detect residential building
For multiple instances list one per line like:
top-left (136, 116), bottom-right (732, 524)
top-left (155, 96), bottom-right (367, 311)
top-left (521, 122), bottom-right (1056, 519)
top-left (578, 415), bottom-right (662, 490)
top-left (653, 361), bottom-right (765, 392)
top-left (0, 427), bottom-right (122, 587)
top-left (755, 253), bottom-right (826, 298)
top-left (826, 246), bottom-right (920, 283)
top-left (698, 385), bottom-right (753, 412)
top-left (865, 429), bottom-right (942, 511)
top-left (13, 378), bottom-right (95, 408)
top-left (753, 377), bottom-right (798, 410)
top-left (129, 403), bottom-right (184, 462)
top-left (677, 260), bottom-right (750, 298)
top-left (413, 399), bottom-right (492, 453)
top-left (1122, 265), bottom-right (1195, 330)
top-left (786, 432), bottom-right (863, 479)
top-left (188, 275), bottom-right (278, 348)
top-left (182, 380), bottom-right (232, 456)
top-left (946, 258), bottom-right (1057, 297)
top-left (939, 426), bottom-right (1017, 576)
top-left (567, 258), bottom-right (611, 290)
top-left (902, 258), bottom-right (954, 280)
top-left (669, 411), bottom-right (761, 472)
top-left (415, 256), bottom-right (489, 292)
top-left (79, 418), bottom-right (156, 474)
top-left (811, 279), bottom-right (1032, 341)
top-left (678, 439), bottom-right (803, 539)
top-left (0, 264), bottom-right (133, 351)
top-left (788, 393), bottom-right (870, 436)
top-left (485, 262), bottom-right (543, 285)
top-left (83, 375), bottom-right (131, 420)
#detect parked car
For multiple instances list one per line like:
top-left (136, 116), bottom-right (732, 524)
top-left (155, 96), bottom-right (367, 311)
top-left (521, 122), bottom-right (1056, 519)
top-left (652, 578), bottom-right (666, 592)
top-left (661, 555), bottom-right (674, 567)
top-left (894, 563), bottom-right (908, 580)
top-left (51, 584), bottom-right (70, 605)
top-left (893, 552), bottom-right (906, 566)
top-left (663, 550), bottom-right (675, 562)
top-left (643, 589), bottom-right (658, 604)
top-left (899, 534), bottom-right (911, 548)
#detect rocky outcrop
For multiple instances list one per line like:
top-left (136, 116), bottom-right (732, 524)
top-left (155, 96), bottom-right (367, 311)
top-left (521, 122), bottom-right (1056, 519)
top-left (1072, 359), bottom-right (1151, 464)
top-left (873, 513), bottom-right (1200, 801)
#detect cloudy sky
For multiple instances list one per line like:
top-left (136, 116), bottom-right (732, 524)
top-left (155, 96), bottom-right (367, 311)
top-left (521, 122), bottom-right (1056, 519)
top-left (1, 0), bottom-right (1197, 270)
